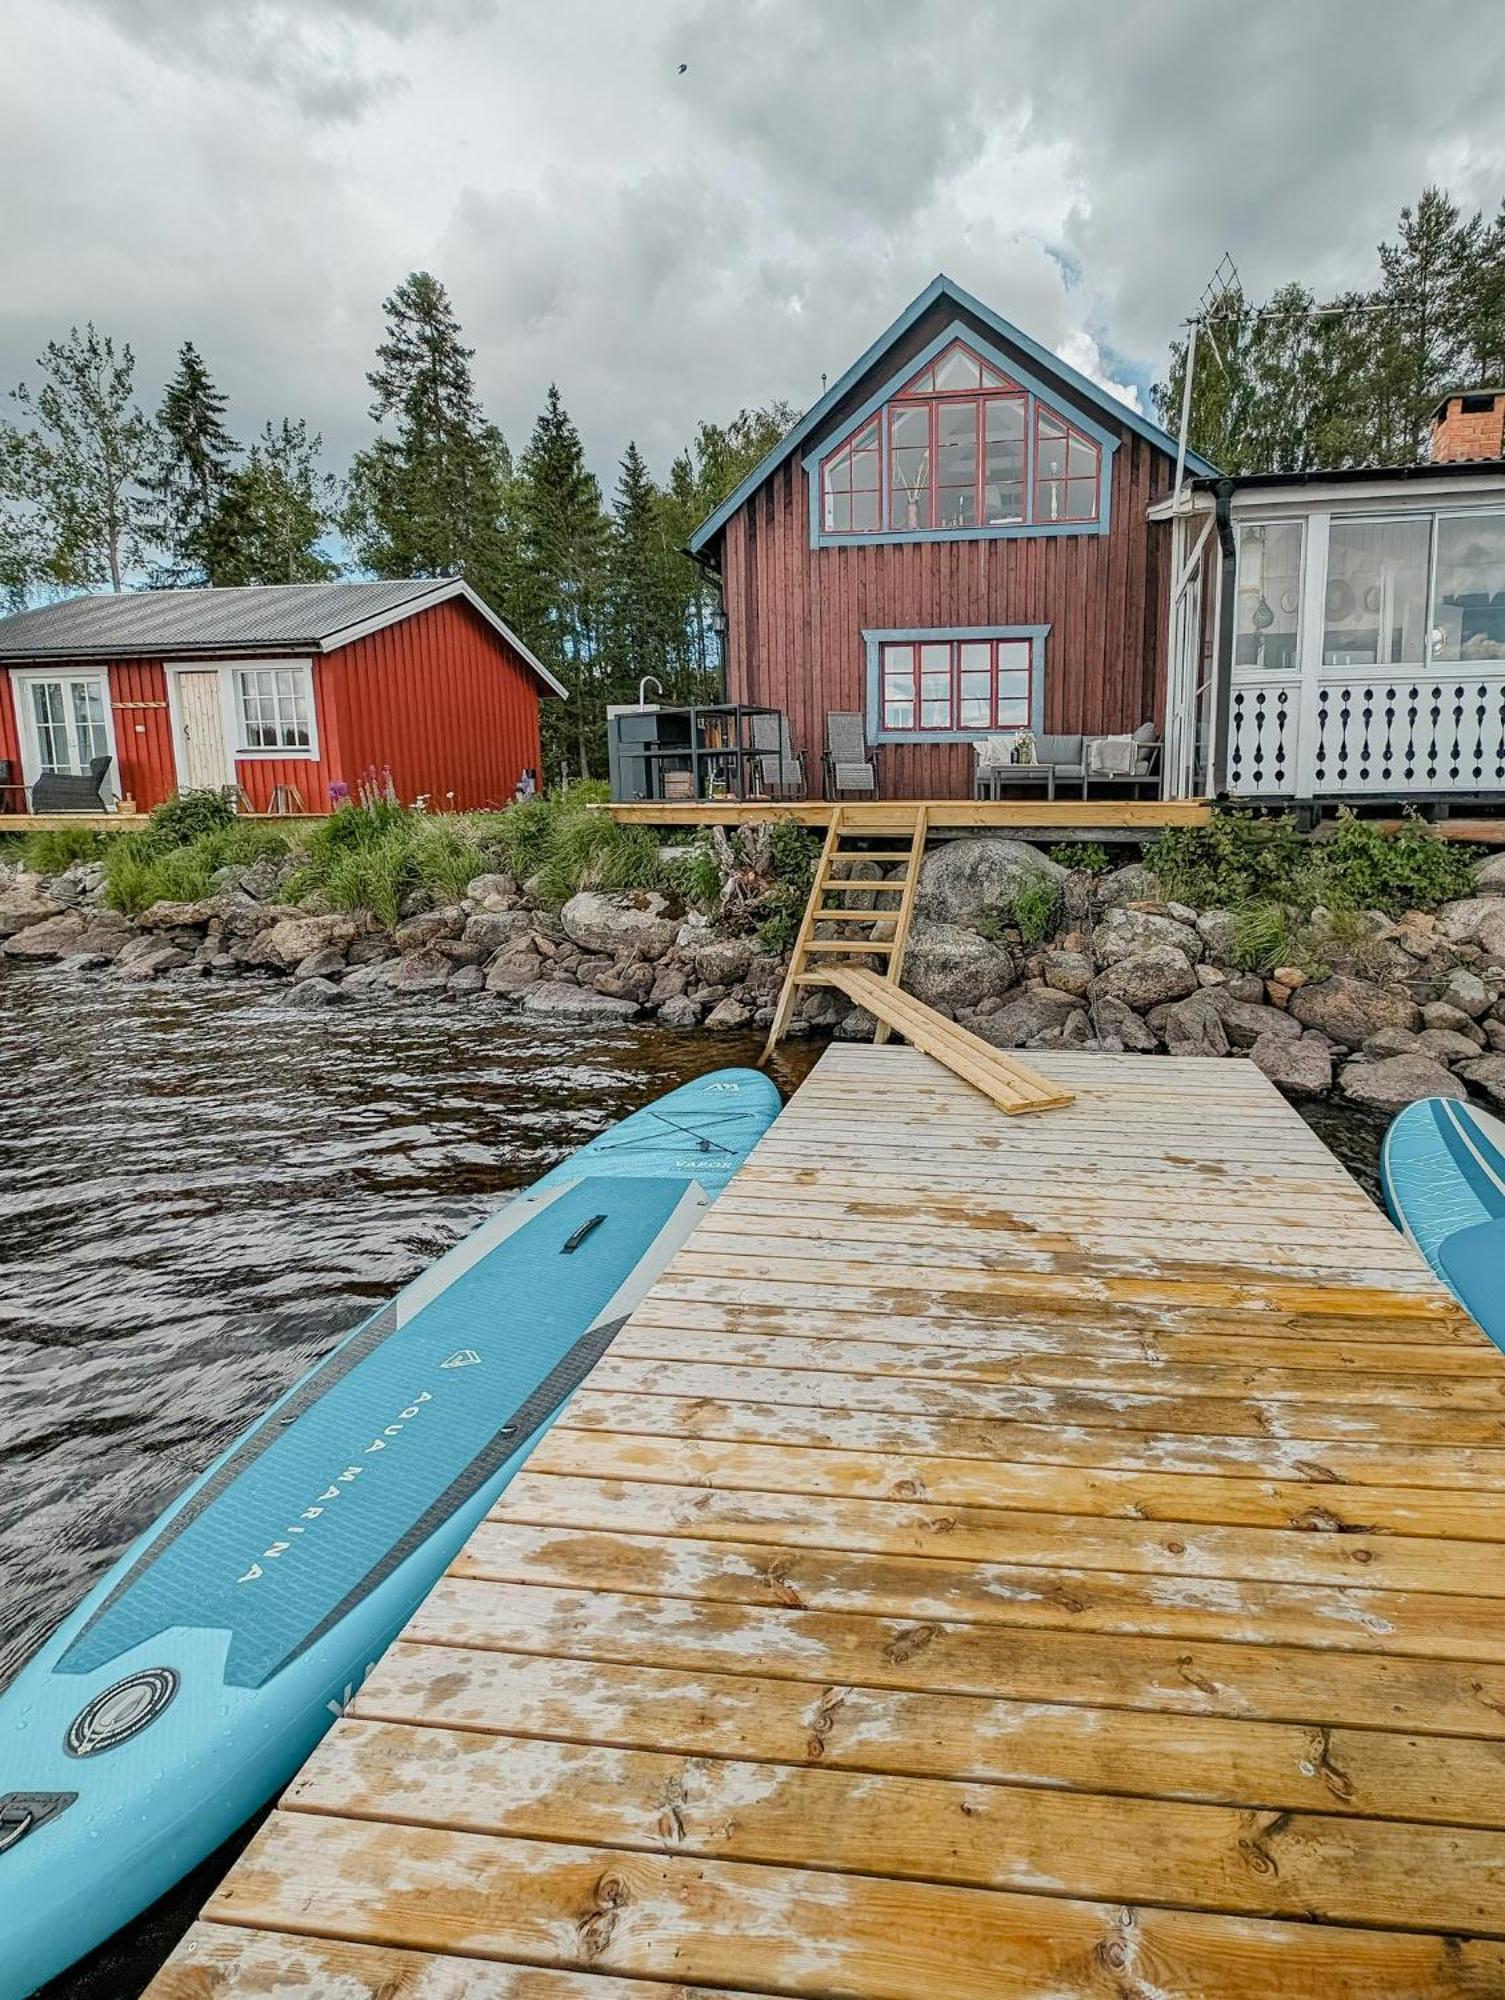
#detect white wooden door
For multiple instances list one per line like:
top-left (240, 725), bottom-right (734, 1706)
top-left (176, 672), bottom-right (231, 790)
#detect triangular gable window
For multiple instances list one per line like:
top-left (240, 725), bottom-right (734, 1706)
top-left (819, 336), bottom-right (1103, 537)
top-left (900, 341), bottom-right (1014, 397)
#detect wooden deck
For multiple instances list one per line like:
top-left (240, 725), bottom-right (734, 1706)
top-left (152, 1048), bottom-right (1505, 1999)
top-left (601, 797), bottom-right (1211, 837)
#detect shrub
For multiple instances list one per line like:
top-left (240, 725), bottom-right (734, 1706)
top-left (1010, 871), bottom-right (1063, 944)
top-left (21, 826), bottom-right (109, 873)
top-left (1314, 809), bottom-right (1478, 914)
top-left (138, 789), bottom-right (237, 854)
top-left (102, 819), bottom-right (290, 915)
top-left (1050, 840), bottom-right (1109, 875)
top-left (671, 836), bottom-right (724, 913)
top-left (1145, 811), bottom-right (1308, 908)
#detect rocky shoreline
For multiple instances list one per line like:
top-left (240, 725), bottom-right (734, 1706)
top-left (5, 834), bottom-right (1505, 1115)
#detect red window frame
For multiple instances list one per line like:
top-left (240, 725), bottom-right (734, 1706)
top-left (879, 636), bottom-right (1035, 735)
top-left (819, 339), bottom-right (1102, 536)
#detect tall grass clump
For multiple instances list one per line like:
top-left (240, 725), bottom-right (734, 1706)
top-left (21, 825), bottom-right (111, 873)
top-left (102, 791), bottom-right (291, 914)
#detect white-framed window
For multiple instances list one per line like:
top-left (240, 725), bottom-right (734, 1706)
top-left (9, 670), bottom-right (117, 798)
top-left (1432, 510), bottom-right (1505, 662)
top-left (1233, 520), bottom-right (1304, 672)
top-left (234, 665), bottom-right (314, 754)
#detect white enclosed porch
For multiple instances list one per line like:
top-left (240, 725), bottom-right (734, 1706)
top-left (1158, 466), bottom-right (1505, 809)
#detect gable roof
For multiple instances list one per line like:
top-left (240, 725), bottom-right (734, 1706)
top-left (688, 272), bottom-right (1218, 555)
top-left (0, 577), bottom-right (567, 695)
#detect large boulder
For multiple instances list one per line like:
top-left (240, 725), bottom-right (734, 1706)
top-left (560, 890), bottom-right (678, 963)
top-left (971, 984), bottom-right (1081, 1048)
top-left (1159, 992), bottom-right (1231, 1057)
top-left (135, 896), bottom-right (233, 930)
top-left (1437, 898), bottom-right (1505, 951)
top-left (116, 941), bottom-right (190, 981)
top-left (1250, 1031), bottom-right (1333, 1100)
top-left (393, 907), bottom-right (466, 953)
top-left (1414, 1027), bottom-right (1487, 1067)
top-left (1090, 944), bottom-right (1197, 1013)
top-left (1459, 1054), bottom-right (1505, 1110)
top-left (1091, 994), bottom-right (1160, 1052)
top-left (658, 993), bottom-right (702, 1029)
top-left (1339, 1054), bottom-right (1466, 1113)
top-left (1470, 852), bottom-right (1505, 894)
top-left (1206, 990), bottom-right (1302, 1049)
top-left (914, 838), bottom-right (1066, 926)
top-left (704, 996), bottom-right (752, 1031)
top-left (0, 874), bottom-right (61, 939)
top-left (695, 937), bottom-right (756, 988)
top-left (901, 922), bottom-right (1016, 1013)
top-left (520, 982), bottom-right (639, 1021)
top-left (1289, 974), bottom-right (1421, 1049)
top-left (382, 949), bottom-right (453, 993)
top-left (3, 909), bottom-right (130, 960)
top-left (461, 909), bottom-right (534, 956)
top-left (485, 947), bottom-right (542, 997)
top-left (248, 913), bottom-right (357, 970)
top-left (1091, 905), bottom-right (1203, 967)
top-left (1041, 949), bottom-right (1094, 997)
top-left (1095, 862), bottom-right (1157, 910)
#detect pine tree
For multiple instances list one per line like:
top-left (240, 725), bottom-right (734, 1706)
top-left (605, 441), bottom-right (684, 703)
top-left (1372, 188), bottom-right (1478, 460)
top-left (203, 419), bottom-right (338, 585)
top-left (510, 385), bottom-right (609, 778)
top-left (343, 271), bottom-right (513, 599)
top-left (153, 340), bottom-right (239, 584)
top-left (1, 324), bottom-right (157, 592)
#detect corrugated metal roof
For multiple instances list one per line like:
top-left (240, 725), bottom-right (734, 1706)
top-left (0, 579), bottom-right (453, 660)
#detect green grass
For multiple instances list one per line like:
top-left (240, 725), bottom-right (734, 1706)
top-left (20, 826), bottom-right (111, 872)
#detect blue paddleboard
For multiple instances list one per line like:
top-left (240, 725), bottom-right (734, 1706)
top-left (1381, 1094), bottom-right (1505, 1350)
top-left (0, 1066), bottom-right (780, 1999)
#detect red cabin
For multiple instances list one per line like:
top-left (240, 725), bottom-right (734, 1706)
top-left (688, 274), bottom-right (1216, 801)
top-left (0, 578), bottom-right (564, 815)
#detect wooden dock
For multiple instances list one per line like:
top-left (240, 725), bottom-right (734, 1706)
top-left (153, 1048), bottom-right (1505, 1999)
top-left (602, 797), bottom-right (1211, 838)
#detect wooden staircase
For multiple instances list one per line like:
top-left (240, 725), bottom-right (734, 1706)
top-left (761, 801), bottom-right (1074, 1117)
top-left (762, 803), bottom-right (928, 1060)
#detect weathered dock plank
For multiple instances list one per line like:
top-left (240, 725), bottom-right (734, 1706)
top-left (150, 1049), bottom-right (1505, 1997)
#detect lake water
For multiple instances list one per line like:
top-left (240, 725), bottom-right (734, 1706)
top-left (0, 962), bottom-right (1387, 1995)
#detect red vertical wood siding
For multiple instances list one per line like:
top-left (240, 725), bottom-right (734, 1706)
top-left (715, 300), bottom-right (1177, 800)
top-left (327, 598), bottom-right (543, 811)
top-left (1, 599), bottom-right (544, 815)
top-left (0, 675), bottom-right (22, 793)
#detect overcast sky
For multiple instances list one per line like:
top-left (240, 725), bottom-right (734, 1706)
top-left (5, 0), bottom-right (1504, 491)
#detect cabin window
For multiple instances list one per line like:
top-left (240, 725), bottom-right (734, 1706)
top-left (1234, 521), bottom-right (1304, 671)
top-left (1431, 512), bottom-right (1505, 661)
top-left (878, 635), bottom-right (1034, 734)
top-left (25, 675), bottom-right (110, 773)
top-left (1323, 519), bottom-right (1432, 669)
top-left (235, 666), bottom-right (314, 753)
top-left (818, 339), bottom-right (1104, 539)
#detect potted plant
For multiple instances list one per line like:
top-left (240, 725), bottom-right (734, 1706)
top-left (1010, 729), bottom-right (1037, 766)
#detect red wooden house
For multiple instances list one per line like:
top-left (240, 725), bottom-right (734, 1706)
top-left (0, 578), bottom-right (564, 815)
top-left (689, 274), bottom-right (1215, 799)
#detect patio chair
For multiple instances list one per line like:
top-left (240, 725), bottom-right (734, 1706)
top-left (1084, 723), bottom-right (1162, 796)
top-left (29, 754), bottom-right (113, 813)
top-left (972, 735), bottom-right (1015, 799)
top-left (823, 713), bottom-right (877, 798)
top-left (750, 713), bottom-right (806, 799)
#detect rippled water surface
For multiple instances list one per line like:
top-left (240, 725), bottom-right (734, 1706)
top-left (0, 961), bottom-right (1386, 1995)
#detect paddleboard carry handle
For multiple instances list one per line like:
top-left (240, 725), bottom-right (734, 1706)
top-left (561, 1213), bottom-right (607, 1254)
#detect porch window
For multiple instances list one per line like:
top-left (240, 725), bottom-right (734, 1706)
top-left (26, 676), bottom-right (109, 772)
top-left (1431, 512), bottom-right (1505, 661)
top-left (1323, 519), bottom-right (1431, 668)
top-left (879, 635), bottom-right (1034, 734)
top-left (235, 666), bottom-right (313, 752)
top-left (1234, 521), bottom-right (1303, 671)
top-left (818, 338), bottom-right (1104, 538)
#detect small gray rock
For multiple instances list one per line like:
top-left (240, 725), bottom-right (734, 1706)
top-left (485, 949), bottom-right (541, 996)
top-left (1090, 944), bottom-right (1197, 1013)
top-left (1363, 1026), bottom-right (1421, 1058)
top-left (383, 949), bottom-right (453, 993)
top-left (1090, 995), bottom-right (1160, 1051)
top-left (520, 982), bottom-right (639, 1021)
top-left (1414, 1027), bottom-right (1485, 1066)
top-left (1289, 974), bottom-right (1421, 1049)
top-left (1250, 1030), bottom-right (1333, 1099)
top-left (1160, 993), bottom-right (1231, 1057)
top-left (704, 996), bottom-right (752, 1031)
top-left (1092, 905), bottom-right (1204, 967)
top-left (293, 945), bottom-right (348, 982)
top-left (658, 994), bottom-right (702, 1029)
top-left (974, 985), bottom-right (1082, 1048)
top-left (1442, 968), bottom-right (1494, 1018)
top-left (288, 975), bottom-right (344, 1007)
top-left (1041, 949), bottom-right (1094, 997)
top-left (1459, 1054), bottom-right (1505, 1108)
top-left (1421, 1000), bottom-right (1486, 1039)
top-left (448, 963), bottom-right (485, 995)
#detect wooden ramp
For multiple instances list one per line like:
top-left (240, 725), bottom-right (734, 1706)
top-left (153, 1049), bottom-right (1505, 2000)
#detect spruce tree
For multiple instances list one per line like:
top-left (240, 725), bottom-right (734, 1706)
top-left (1, 324), bottom-right (157, 592)
top-left (605, 440), bottom-right (683, 702)
top-left (510, 384), bottom-right (609, 778)
top-left (204, 419), bottom-right (338, 585)
top-left (344, 271), bottom-right (512, 599)
top-left (153, 340), bottom-right (239, 584)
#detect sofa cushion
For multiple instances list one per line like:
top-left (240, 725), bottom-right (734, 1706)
top-left (1035, 734), bottom-right (1083, 766)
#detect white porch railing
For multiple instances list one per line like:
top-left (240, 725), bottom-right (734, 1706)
top-left (1229, 669), bottom-right (1505, 798)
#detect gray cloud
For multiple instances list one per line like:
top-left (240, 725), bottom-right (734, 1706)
top-left (4, 0), bottom-right (1503, 502)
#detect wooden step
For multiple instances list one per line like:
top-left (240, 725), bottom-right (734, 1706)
top-left (813, 908), bottom-right (895, 922)
top-left (801, 940), bottom-right (896, 954)
top-left (817, 872), bottom-right (906, 891)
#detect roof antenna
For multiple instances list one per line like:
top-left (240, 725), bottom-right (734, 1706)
top-left (821, 372), bottom-right (828, 394)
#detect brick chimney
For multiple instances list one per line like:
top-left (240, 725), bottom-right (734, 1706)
top-left (1430, 389), bottom-right (1505, 463)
